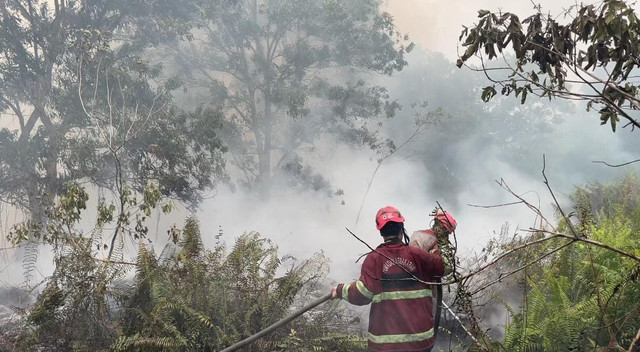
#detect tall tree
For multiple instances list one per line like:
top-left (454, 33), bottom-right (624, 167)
top-left (167, 0), bottom-right (412, 191)
top-left (456, 0), bottom-right (640, 133)
top-left (0, 0), bottom-right (227, 227)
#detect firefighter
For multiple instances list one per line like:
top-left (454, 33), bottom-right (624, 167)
top-left (409, 209), bottom-right (457, 274)
top-left (332, 206), bottom-right (444, 351)
top-left (409, 209), bottom-right (457, 345)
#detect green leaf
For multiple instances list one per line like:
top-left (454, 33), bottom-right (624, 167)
top-left (530, 71), bottom-right (539, 83)
top-left (610, 113), bottom-right (619, 132)
top-left (521, 86), bottom-right (528, 104)
top-left (481, 85), bottom-right (497, 102)
top-left (478, 9), bottom-right (491, 17)
top-left (608, 0), bottom-right (626, 11)
top-left (605, 11), bottom-right (617, 24)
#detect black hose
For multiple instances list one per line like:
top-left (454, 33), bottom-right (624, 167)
top-left (434, 280), bottom-right (442, 338)
top-left (219, 293), bottom-right (333, 352)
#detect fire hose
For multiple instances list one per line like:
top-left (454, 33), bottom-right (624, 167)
top-left (434, 279), bottom-right (442, 339)
top-left (221, 205), bottom-right (455, 351)
top-left (219, 293), bottom-right (333, 352)
top-left (219, 285), bottom-right (445, 352)
top-left (219, 281), bottom-right (447, 351)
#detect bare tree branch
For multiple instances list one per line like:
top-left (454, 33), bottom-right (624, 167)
top-left (525, 229), bottom-right (640, 263)
top-left (541, 155), bottom-right (579, 237)
top-left (468, 201), bottom-right (524, 208)
top-left (344, 227), bottom-right (440, 286)
top-left (592, 159), bottom-right (640, 167)
top-left (354, 109), bottom-right (435, 224)
top-left (470, 239), bottom-right (575, 295)
top-left (626, 323), bottom-right (640, 352)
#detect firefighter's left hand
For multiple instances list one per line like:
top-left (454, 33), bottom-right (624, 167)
top-left (331, 287), bottom-right (338, 299)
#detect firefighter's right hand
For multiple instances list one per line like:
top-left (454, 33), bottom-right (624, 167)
top-left (331, 287), bottom-right (338, 299)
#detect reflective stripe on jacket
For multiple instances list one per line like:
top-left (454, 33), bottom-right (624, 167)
top-left (337, 242), bottom-right (444, 351)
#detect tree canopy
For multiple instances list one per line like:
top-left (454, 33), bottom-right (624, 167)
top-left (166, 0), bottom-right (412, 191)
top-left (0, 0), bottom-right (227, 222)
top-left (457, 0), bottom-right (640, 132)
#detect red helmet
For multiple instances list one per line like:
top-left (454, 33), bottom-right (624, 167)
top-left (375, 206), bottom-right (405, 230)
top-left (434, 210), bottom-right (457, 232)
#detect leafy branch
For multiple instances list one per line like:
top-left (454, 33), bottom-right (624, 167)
top-left (457, 0), bottom-right (640, 132)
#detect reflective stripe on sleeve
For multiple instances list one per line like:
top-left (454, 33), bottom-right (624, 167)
top-left (367, 328), bottom-right (434, 344)
top-left (356, 280), bottom-right (374, 300)
top-left (371, 288), bottom-right (432, 303)
top-left (341, 283), bottom-right (351, 301)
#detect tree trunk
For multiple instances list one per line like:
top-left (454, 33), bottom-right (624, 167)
top-left (261, 97), bottom-right (272, 189)
top-left (251, 0), bottom-right (274, 195)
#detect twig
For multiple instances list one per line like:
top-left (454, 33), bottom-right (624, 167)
top-left (355, 161), bottom-right (384, 225)
top-left (525, 229), bottom-right (640, 263)
top-left (354, 112), bottom-right (432, 225)
top-left (496, 178), bottom-right (555, 232)
top-left (219, 293), bottom-right (332, 352)
top-left (345, 228), bottom-right (440, 286)
top-left (627, 325), bottom-right (640, 352)
top-left (452, 233), bottom-right (563, 284)
top-left (494, 165), bottom-right (640, 261)
top-left (542, 155), bottom-right (579, 238)
top-left (470, 239), bottom-right (574, 295)
top-left (615, 302), bottom-right (640, 337)
top-left (94, 257), bottom-right (137, 266)
top-left (348, 228), bottom-right (576, 287)
top-left (442, 300), bottom-right (483, 348)
top-left (592, 159), bottom-right (640, 168)
top-left (467, 201), bottom-right (524, 208)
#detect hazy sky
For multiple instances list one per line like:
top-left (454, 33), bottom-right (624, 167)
top-left (384, 0), bottom-right (584, 59)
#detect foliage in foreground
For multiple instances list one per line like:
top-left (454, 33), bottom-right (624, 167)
top-left (495, 174), bottom-right (640, 352)
top-left (8, 185), bottom-right (364, 351)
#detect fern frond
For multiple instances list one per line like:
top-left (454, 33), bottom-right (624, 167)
top-left (111, 333), bottom-right (186, 351)
top-left (110, 229), bottom-right (125, 261)
top-left (22, 241), bottom-right (39, 286)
